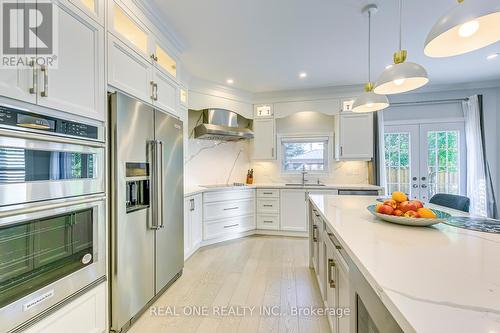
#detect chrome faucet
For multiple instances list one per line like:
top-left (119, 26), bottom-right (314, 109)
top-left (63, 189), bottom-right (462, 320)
top-left (301, 165), bottom-right (308, 185)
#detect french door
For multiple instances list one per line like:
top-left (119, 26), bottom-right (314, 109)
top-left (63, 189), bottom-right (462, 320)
top-left (384, 122), bottom-right (466, 202)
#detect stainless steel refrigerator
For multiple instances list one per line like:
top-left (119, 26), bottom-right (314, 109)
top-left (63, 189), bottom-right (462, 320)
top-left (109, 92), bottom-right (184, 332)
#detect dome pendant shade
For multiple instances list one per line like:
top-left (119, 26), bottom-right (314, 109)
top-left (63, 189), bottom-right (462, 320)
top-left (352, 83), bottom-right (390, 113)
top-left (424, 0), bottom-right (500, 58)
top-left (374, 51), bottom-right (429, 95)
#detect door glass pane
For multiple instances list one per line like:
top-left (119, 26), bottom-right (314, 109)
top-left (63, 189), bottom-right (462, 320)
top-left (155, 45), bottom-right (177, 78)
top-left (0, 148), bottom-right (95, 183)
top-left (427, 130), bottom-right (460, 197)
top-left (384, 132), bottom-right (410, 195)
top-left (0, 209), bottom-right (94, 308)
top-left (113, 5), bottom-right (148, 54)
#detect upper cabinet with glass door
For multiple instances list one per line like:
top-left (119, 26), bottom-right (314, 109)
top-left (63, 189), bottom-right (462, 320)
top-left (69, 0), bottom-right (105, 25)
top-left (152, 41), bottom-right (177, 79)
top-left (110, 2), bottom-right (150, 58)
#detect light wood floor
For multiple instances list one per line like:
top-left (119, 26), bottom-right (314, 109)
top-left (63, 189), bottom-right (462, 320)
top-left (128, 235), bottom-right (331, 333)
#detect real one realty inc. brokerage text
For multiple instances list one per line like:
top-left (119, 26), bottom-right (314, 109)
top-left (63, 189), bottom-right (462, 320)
top-left (150, 305), bottom-right (351, 318)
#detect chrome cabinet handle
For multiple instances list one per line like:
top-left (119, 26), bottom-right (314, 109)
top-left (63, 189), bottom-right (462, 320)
top-left (150, 81), bottom-right (158, 101)
top-left (271, 147), bottom-right (274, 157)
top-left (263, 220), bottom-right (273, 223)
top-left (40, 65), bottom-right (48, 97)
top-left (263, 192), bottom-right (273, 195)
top-left (340, 146), bottom-right (343, 156)
top-left (29, 60), bottom-right (37, 94)
top-left (223, 207), bottom-right (239, 211)
top-left (150, 53), bottom-right (158, 61)
top-left (263, 204), bottom-right (273, 207)
top-left (190, 198), bottom-right (195, 211)
top-left (312, 225), bottom-right (318, 242)
top-left (224, 224), bottom-right (239, 229)
top-left (328, 259), bottom-right (336, 288)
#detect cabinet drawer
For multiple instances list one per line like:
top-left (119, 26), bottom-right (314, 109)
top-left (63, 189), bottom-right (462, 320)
top-left (204, 215), bottom-right (255, 240)
top-left (256, 198), bottom-right (280, 214)
top-left (256, 215), bottom-right (279, 230)
top-left (204, 189), bottom-right (255, 203)
top-left (204, 198), bottom-right (254, 221)
top-left (257, 189), bottom-right (280, 198)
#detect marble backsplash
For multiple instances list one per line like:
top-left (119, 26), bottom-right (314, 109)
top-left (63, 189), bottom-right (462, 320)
top-left (184, 139), bottom-right (369, 187)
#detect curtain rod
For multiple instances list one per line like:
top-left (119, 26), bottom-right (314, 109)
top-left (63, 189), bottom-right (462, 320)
top-left (390, 98), bottom-right (469, 107)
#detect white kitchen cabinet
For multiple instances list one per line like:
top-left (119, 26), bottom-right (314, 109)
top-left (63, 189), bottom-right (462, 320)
top-left (252, 119), bottom-right (275, 160)
top-left (0, 0), bottom-right (105, 121)
top-left (184, 194), bottom-right (202, 259)
top-left (22, 282), bottom-right (106, 333)
top-left (153, 69), bottom-right (177, 117)
top-left (107, 34), bottom-right (153, 103)
top-left (37, 0), bottom-right (105, 121)
top-left (70, 0), bottom-right (104, 25)
top-left (256, 189), bottom-right (280, 231)
top-left (335, 113), bottom-right (373, 161)
top-left (337, 251), bottom-right (350, 333)
top-left (280, 189), bottom-right (307, 232)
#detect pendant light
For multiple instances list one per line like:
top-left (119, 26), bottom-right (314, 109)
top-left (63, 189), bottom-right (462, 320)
top-left (374, 0), bottom-right (429, 95)
top-left (424, 0), bottom-right (500, 58)
top-left (353, 5), bottom-right (389, 113)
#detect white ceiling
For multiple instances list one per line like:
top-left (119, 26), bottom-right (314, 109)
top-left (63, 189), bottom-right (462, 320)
top-left (150, 0), bottom-right (500, 93)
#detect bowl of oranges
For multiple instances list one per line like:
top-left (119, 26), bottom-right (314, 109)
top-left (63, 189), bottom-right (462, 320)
top-left (367, 192), bottom-right (451, 227)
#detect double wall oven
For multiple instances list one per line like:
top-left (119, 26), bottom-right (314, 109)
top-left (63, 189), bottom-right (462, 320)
top-left (0, 104), bottom-right (106, 333)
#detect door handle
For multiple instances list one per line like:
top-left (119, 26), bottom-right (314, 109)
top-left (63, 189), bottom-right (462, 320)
top-left (312, 224), bottom-right (318, 242)
top-left (150, 81), bottom-right (158, 101)
top-left (190, 198), bottom-right (195, 211)
top-left (150, 140), bottom-right (163, 230)
top-left (158, 140), bottom-right (164, 228)
top-left (328, 259), bottom-right (336, 288)
top-left (29, 60), bottom-right (37, 94)
top-left (40, 65), bottom-right (48, 97)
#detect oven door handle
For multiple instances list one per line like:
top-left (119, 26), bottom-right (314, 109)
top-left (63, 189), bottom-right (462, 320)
top-left (0, 128), bottom-right (105, 148)
top-left (0, 195), bottom-right (105, 221)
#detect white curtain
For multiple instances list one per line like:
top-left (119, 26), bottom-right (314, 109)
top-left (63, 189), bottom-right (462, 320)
top-left (377, 110), bottom-right (387, 196)
top-left (462, 95), bottom-right (487, 216)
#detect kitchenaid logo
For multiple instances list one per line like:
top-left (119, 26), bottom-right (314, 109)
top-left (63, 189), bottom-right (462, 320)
top-left (23, 289), bottom-right (55, 311)
top-left (1, 0), bottom-right (58, 68)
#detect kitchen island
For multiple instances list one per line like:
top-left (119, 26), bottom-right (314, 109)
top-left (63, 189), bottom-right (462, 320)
top-left (308, 194), bottom-right (500, 333)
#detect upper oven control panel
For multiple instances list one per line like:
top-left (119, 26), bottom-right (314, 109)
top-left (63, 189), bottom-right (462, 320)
top-left (0, 105), bottom-right (98, 140)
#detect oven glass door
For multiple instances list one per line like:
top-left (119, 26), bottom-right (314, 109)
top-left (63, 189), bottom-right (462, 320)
top-left (0, 134), bottom-right (104, 207)
top-left (0, 148), bottom-right (96, 183)
top-left (0, 208), bottom-right (94, 308)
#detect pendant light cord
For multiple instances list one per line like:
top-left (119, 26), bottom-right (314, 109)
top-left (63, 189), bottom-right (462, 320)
top-left (368, 10), bottom-right (371, 83)
top-left (398, 0), bottom-right (403, 50)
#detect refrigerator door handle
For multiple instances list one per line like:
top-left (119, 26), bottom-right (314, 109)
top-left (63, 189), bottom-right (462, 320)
top-left (158, 140), bottom-right (165, 228)
top-left (150, 140), bottom-right (160, 230)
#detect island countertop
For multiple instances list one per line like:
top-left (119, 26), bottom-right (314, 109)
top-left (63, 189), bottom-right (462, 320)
top-left (308, 194), bottom-right (500, 333)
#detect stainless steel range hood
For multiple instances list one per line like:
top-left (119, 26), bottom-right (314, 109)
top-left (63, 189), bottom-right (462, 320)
top-left (193, 109), bottom-right (254, 141)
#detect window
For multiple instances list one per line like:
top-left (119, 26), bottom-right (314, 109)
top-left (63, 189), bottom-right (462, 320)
top-left (281, 137), bottom-right (329, 173)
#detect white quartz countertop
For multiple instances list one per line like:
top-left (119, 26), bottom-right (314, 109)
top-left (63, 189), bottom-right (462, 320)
top-left (309, 194), bottom-right (500, 333)
top-left (184, 183), bottom-right (383, 197)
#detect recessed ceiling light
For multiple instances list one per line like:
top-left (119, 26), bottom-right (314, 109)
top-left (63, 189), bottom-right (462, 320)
top-left (226, 79), bottom-right (234, 84)
top-left (299, 72), bottom-right (307, 78)
top-left (487, 53), bottom-right (499, 60)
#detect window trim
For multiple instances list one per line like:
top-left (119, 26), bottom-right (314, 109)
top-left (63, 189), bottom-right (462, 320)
top-left (278, 134), bottom-right (333, 175)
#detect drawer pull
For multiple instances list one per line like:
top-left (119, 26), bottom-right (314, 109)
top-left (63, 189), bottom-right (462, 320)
top-left (263, 192), bottom-right (273, 195)
top-left (328, 259), bottom-right (336, 288)
top-left (224, 224), bottom-right (239, 229)
top-left (263, 220), bottom-right (274, 223)
top-left (223, 207), bottom-right (239, 211)
top-left (312, 225), bottom-right (318, 242)
top-left (263, 204), bottom-right (273, 207)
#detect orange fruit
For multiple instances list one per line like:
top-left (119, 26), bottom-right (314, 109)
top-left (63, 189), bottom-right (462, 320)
top-left (392, 191), bottom-right (408, 203)
top-left (417, 208), bottom-right (437, 219)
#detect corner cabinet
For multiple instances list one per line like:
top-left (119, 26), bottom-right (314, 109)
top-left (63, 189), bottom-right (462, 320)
top-left (335, 113), bottom-right (373, 161)
top-left (0, 0), bottom-right (105, 121)
top-left (184, 194), bottom-right (202, 260)
top-left (107, 0), bottom-right (179, 117)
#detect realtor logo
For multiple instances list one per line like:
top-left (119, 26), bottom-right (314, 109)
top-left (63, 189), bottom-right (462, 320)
top-left (1, 0), bottom-right (58, 68)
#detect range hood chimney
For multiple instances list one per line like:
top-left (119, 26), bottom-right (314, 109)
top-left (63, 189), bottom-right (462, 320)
top-left (193, 109), bottom-right (254, 141)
